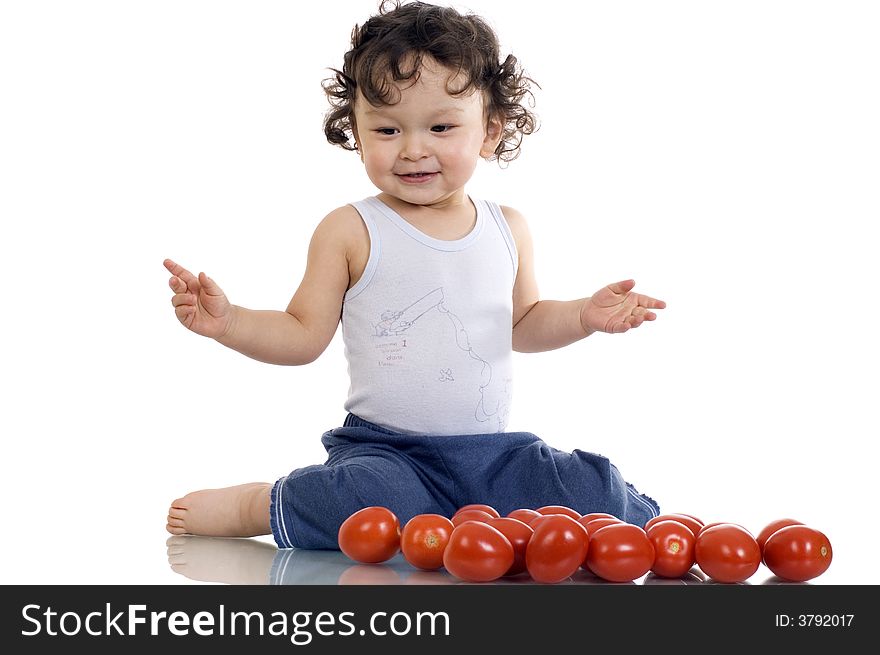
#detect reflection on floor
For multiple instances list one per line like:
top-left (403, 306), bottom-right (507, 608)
top-left (166, 536), bottom-right (809, 586)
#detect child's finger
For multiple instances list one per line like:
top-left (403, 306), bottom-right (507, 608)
top-left (639, 295), bottom-right (666, 309)
top-left (169, 276), bottom-right (187, 293)
top-left (164, 258), bottom-right (187, 276)
top-left (607, 279), bottom-right (636, 295)
top-left (165, 259), bottom-right (200, 290)
top-left (170, 293), bottom-right (193, 308)
top-left (198, 271), bottom-right (223, 296)
top-left (174, 305), bottom-right (194, 324)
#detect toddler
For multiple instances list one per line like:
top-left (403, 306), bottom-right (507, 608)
top-left (166, 0), bottom-right (665, 549)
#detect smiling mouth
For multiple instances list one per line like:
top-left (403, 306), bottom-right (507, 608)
top-left (396, 172), bottom-right (438, 181)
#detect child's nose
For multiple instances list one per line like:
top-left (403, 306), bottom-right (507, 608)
top-left (399, 133), bottom-right (429, 160)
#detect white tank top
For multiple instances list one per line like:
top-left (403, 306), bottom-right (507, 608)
top-left (342, 196), bottom-right (518, 435)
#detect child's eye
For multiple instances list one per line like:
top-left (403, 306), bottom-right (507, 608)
top-left (375, 128), bottom-right (398, 136)
top-left (430, 124), bottom-right (454, 133)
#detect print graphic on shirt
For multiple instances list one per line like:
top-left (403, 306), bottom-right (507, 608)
top-left (373, 288), bottom-right (444, 336)
top-left (372, 288), bottom-right (508, 429)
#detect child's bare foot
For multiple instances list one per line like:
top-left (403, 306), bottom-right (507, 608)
top-left (166, 535), bottom-right (278, 584)
top-left (166, 482), bottom-right (272, 537)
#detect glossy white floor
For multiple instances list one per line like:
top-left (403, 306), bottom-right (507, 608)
top-left (163, 527), bottom-right (850, 587)
top-left (7, 500), bottom-right (869, 586)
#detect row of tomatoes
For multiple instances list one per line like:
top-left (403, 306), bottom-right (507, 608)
top-left (337, 504), bottom-right (832, 584)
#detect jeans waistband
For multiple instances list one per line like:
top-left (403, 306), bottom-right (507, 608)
top-left (342, 413), bottom-right (400, 435)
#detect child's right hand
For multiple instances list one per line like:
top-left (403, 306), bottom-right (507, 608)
top-left (164, 258), bottom-right (233, 339)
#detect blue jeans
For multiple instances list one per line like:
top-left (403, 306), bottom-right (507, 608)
top-left (270, 414), bottom-right (659, 549)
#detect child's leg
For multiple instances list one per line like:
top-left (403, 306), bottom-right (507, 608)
top-left (272, 452), bottom-right (450, 549)
top-left (166, 482), bottom-right (271, 537)
top-left (430, 431), bottom-right (660, 527)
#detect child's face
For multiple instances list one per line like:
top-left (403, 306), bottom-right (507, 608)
top-left (353, 57), bottom-right (502, 209)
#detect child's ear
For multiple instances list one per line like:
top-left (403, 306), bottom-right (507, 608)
top-left (480, 115), bottom-right (504, 159)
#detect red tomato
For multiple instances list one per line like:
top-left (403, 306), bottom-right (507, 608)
top-left (487, 517), bottom-right (534, 576)
top-left (337, 506), bottom-right (401, 564)
top-left (442, 521), bottom-right (514, 582)
top-left (645, 513), bottom-right (704, 539)
top-left (579, 516), bottom-right (622, 538)
top-left (586, 523), bottom-right (655, 582)
top-left (762, 525), bottom-right (832, 582)
top-left (506, 508), bottom-right (542, 524)
top-left (453, 503), bottom-right (501, 519)
top-left (756, 518), bottom-right (803, 553)
top-left (525, 514), bottom-right (589, 583)
top-left (450, 508), bottom-right (494, 527)
top-left (580, 512), bottom-right (618, 523)
top-left (400, 514), bottom-right (455, 571)
top-left (536, 504), bottom-right (582, 519)
top-left (578, 517), bottom-right (622, 571)
top-left (698, 521), bottom-right (751, 536)
top-left (527, 515), bottom-right (551, 530)
top-left (646, 520), bottom-right (696, 578)
top-left (695, 524), bottom-right (761, 583)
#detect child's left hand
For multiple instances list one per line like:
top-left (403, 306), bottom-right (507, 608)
top-left (580, 279), bottom-right (666, 334)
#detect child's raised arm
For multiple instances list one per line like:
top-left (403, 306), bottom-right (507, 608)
top-left (164, 206), bottom-right (359, 366)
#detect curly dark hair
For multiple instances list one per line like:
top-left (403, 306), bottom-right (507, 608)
top-left (323, 0), bottom-right (538, 164)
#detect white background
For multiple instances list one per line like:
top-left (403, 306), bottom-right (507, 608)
top-left (2, 0), bottom-right (877, 584)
